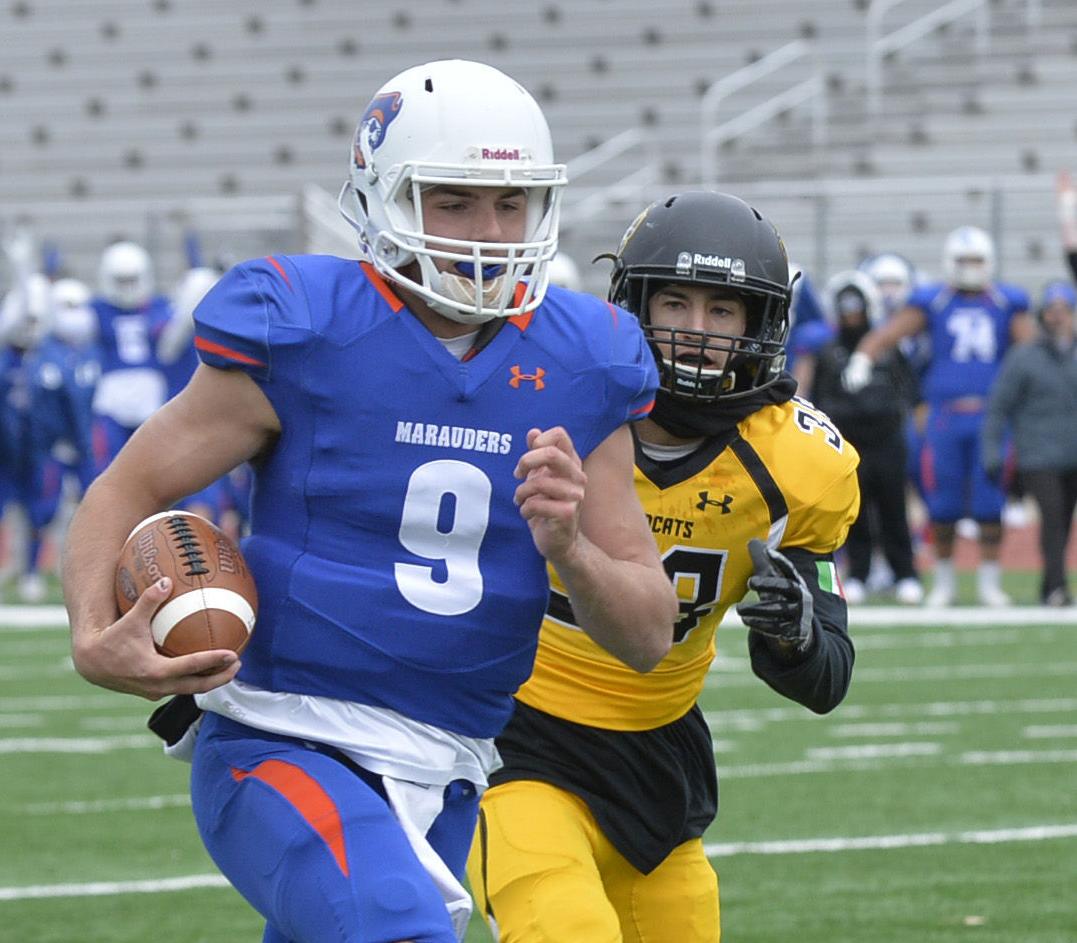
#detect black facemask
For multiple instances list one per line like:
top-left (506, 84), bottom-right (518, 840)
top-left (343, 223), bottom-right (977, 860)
top-left (647, 372), bottom-right (798, 438)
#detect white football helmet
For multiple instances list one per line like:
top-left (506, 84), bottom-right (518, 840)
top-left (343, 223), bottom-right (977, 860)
top-left (338, 59), bottom-right (567, 324)
top-left (860, 252), bottom-right (914, 315)
top-left (98, 241), bottom-right (154, 309)
top-left (0, 273), bottom-right (54, 349)
top-left (942, 226), bottom-right (994, 292)
top-left (823, 270), bottom-right (885, 328)
top-left (51, 277), bottom-right (98, 348)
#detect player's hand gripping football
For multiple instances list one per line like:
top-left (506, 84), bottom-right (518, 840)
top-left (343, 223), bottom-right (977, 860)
top-left (735, 539), bottom-right (814, 653)
top-left (71, 578), bottom-right (241, 701)
top-left (513, 426), bottom-right (586, 563)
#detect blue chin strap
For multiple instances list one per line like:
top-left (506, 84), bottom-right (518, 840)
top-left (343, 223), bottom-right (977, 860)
top-left (454, 262), bottom-right (506, 280)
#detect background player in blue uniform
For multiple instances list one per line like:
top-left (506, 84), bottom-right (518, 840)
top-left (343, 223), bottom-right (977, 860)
top-left (844, 226), bottom-right (1034, 606)
top-left (0, 273), bottom-right (57, 600)
top-left (62, 59), bottom-right (677, 943)
top-left (89, 240), bottom-right (172, 475)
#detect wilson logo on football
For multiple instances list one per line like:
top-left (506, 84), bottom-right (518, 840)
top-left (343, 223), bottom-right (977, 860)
top-left (508, 365), bottom-right (546, 390)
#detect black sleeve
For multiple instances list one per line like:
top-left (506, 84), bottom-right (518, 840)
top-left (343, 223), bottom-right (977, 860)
top-left (1067, 251), bottom-right (1077, 283)
top-left (747, 546), bottom-right (854, 714)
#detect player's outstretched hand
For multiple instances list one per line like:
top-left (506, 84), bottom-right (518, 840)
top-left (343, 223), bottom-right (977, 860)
top-left (736, 539), bottom-right (814, 652)
top-left (841, 351), bottom-right (873, 393)
top-left (513, 426), bottom-right (587, 563)
top-left (70, 577), bottom-right (240, 700)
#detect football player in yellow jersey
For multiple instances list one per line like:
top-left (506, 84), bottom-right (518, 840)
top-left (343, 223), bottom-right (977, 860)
top-left (467, 191), bottom-right (860, 942)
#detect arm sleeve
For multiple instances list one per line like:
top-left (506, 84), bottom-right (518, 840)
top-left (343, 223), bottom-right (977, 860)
top-left (982, 353), bottom-right (1022, 470)
top-left (747, 546), bottom-right (854, 714)
top-left (193, 258), bottom-right (307, 382)
top-left (604, 303), bottom-right (660, 425)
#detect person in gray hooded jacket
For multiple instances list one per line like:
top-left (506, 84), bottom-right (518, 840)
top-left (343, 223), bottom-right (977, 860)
top-left (983, 280), bottom-right (1077, 606)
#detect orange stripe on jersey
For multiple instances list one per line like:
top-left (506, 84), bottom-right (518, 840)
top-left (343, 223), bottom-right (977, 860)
top-left (505, 282), bottom-right (535, 331)
top-left (631, 398), bottom-right (655, 416)
top-left (605, 301), bottom-right (619, 325)
top-left (265, 256), bottom-right (293, 290)
top-left (195, 336), bottom-right (267, 368)
top-left (359, 261), bottom-right (405, 312)
top-left (231, 760), bottom-right (349, 877)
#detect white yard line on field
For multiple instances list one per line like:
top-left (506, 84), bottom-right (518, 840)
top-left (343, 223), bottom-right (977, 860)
top-left (0, 734), bottom-right (157, 754)
top-left (5, 604), bottom-right (1076, 633)
top-left (705, 823), bottom-right (1077, 858)
top-left (718, 746), bottom-right (1077, 778)
top-left (22, 794), bottom-right (191, 815)
top-left (0, 606), bottom-right (68, 629)
top-left (0, 694), bottom-right (125, 711)
top-left (1022, 725), bottom-right (1077, 738)
top-left (3, 825), bottom-right (1074, 900)
top-left (828, 721), bottom-right (961, 737)
top-left (706, 660), bottom-right (1077, 687)
top-left (0, 874), bottom-right (230, 901)
top-left (706, 697), bottom-right (1077, 732)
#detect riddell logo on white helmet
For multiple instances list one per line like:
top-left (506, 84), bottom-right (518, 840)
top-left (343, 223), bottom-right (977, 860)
top-left (676, 252), bottom-right (747, 282)
top-left (481, 147), bottom-right (522, 160)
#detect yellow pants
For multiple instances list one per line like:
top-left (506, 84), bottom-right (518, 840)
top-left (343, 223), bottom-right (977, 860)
top-left (467, 779), bottom-right (720, 942)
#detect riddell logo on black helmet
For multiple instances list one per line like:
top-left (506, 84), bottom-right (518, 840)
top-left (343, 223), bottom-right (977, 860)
top-left (675, 252), bottom-right (748, 282)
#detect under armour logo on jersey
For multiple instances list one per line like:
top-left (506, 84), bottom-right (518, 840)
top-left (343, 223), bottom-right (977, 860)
top-left (696, 491), bottom-right (733, 514)
top-left (508, 365), bottom-right (546, 390)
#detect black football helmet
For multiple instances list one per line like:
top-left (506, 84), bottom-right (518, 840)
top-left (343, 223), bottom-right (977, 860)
top-left (608, 191), bottom-right (791, 402)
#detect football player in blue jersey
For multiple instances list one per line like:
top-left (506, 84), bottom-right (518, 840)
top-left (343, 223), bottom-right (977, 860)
top-left (843, 226), bottom-right (1035, 606)
top-left (63, 58), bottom-right (677, 943)
top-left (0, 272), bottom-right (57, 601)
top-left (89, 240), bottom-right (173, 475)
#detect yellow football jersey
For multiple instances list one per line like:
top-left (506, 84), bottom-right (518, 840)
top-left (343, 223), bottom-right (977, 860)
top-left (516, 397), bottom-right (861, 731)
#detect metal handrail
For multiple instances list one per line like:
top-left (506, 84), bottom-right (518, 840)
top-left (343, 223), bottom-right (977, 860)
top-left (699, 40), bottom-right (821, 187)
top-left (705, 76), bottom-right (826, 182)
top-left (560, 165), bottom-right (658, 229)
top-left (301, 183), bottom-right (358, 257)
top-left (866, 0), bottom-right (990, 120)
top-left (566, 127), bottom-right (646, 181)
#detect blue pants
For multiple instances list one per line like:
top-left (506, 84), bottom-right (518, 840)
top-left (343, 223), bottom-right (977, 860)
top-left (920, 406), bottom-right (1004, 524)
top-left (191, 712), bottom-right (474, 943)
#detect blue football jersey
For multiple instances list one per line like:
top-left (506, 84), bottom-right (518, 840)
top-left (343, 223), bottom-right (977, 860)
top-left (27, 337), bottom-right (99, 467)
top-left (193, 256), bottom-right (657, 738)
top-left (91, 295), bottom-right (172, 374)
top-left (907, 281), bottom-right (1028, 403)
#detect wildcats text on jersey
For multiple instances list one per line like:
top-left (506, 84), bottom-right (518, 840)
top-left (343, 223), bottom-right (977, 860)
top-left (394, 420), bottom-right (514, 454)
top-left (646, 514), bottom-right (695, 538)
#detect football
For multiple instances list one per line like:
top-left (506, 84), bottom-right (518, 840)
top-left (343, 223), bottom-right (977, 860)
top-left (115, 510), bottom-right (258, 657)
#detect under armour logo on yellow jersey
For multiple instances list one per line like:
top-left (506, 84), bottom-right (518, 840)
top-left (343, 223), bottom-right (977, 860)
top-left (508, 365), bottom-right (546, 390)
top-left (695, 491), bottom-right (733, 514)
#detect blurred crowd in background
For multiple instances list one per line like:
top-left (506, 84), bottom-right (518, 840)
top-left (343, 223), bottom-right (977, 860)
top-left (0, 173), bottom-right (1074, 607)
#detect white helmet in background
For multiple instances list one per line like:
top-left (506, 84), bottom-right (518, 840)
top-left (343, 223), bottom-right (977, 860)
top-left (547, 251), bottom-right (582, 292)
top-left (98, 241), bottom-right (154, 309)
top-left (51, 277), bottom-right (97, 348)
top-left (0, 273), bottom-right (54, 349)
top-left (823, 270), bottom-right (886, 328)
top-left (942, 226), bottom-right (995, 292)
top-left (860, 252), bottom-right (914, 315)
top-left (339, 59), bottom-right (567, 324)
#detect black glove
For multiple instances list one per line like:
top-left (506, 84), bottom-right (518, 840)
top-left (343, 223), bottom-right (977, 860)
top-left (736, 539), bottom-right (814, 652)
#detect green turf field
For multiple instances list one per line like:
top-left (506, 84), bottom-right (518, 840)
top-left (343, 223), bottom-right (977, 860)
top-left (1, 595), bottom-right (1074, 942)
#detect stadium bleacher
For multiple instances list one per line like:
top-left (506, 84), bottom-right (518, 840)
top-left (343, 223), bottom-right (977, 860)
top-left (0, 0), bottom-right (1075, 291)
